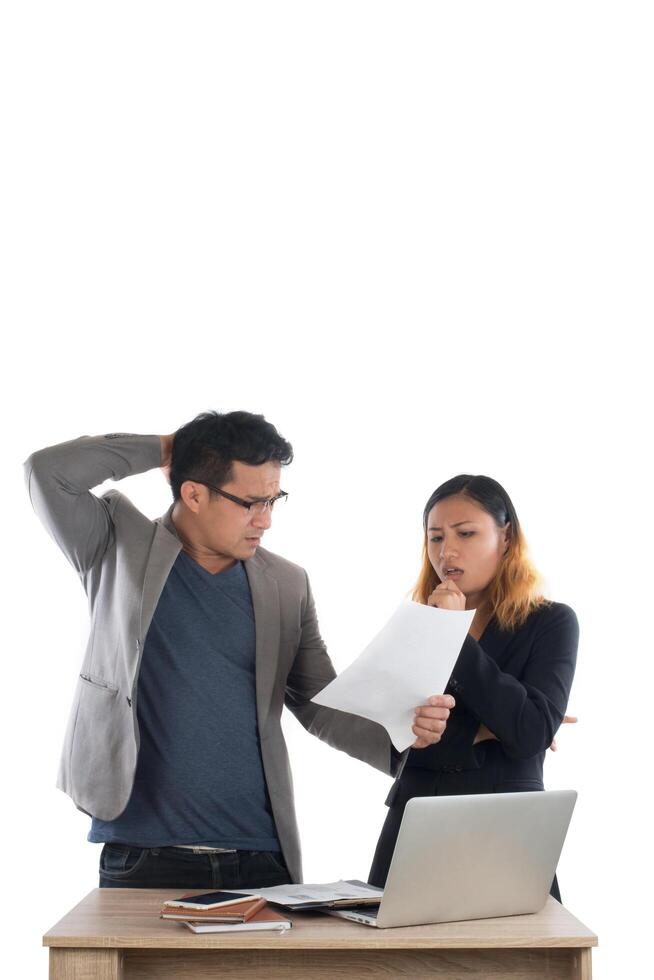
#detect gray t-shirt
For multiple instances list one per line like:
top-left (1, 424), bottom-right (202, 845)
top-left (89, 552), bottom-right (280, 850)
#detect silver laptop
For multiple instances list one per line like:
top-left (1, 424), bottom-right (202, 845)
top-left (330, 789), bottom-right (576, 928)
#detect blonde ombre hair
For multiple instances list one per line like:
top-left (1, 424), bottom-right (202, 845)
top-left (412, 475), bottom-right (548, 632)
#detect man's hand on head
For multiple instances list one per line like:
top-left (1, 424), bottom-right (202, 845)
top-left (411, 694), bottom-right (455, 749)
top-left (160, 434), bottom-right (175, 483)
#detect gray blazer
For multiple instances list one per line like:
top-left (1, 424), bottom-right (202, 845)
top-left (24, 433), bottom-right (401, 882)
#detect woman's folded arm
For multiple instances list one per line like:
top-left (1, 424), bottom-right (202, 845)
top-left (449, 603), bottom-right (579, 760)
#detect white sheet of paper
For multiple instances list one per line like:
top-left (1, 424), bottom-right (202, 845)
top-left (311, 599), bottom-right (475, 751)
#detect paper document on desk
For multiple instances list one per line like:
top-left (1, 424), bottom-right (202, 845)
top-left (254, 880), bottom-right (383, 909)
top-left (311, 599), bottom-right (475, 752)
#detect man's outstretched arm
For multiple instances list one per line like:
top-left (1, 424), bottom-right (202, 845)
top-left (284, 571), bottom-right (453, 777)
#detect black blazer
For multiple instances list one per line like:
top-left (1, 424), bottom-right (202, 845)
top-left (394, 599), bottom-right (578, 797)
top-left (369, 600), bottom-right (579, 891)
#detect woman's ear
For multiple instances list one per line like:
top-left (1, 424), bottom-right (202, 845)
top-left (502, 522), bottom-right (511, 556)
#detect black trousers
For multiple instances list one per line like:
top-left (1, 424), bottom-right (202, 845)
top-left (368, 768), bottom-right (562, 903)
top-left (98, 843), bottom-right (292, 890)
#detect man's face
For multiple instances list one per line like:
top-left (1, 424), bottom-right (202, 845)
top-left (182, 460), bottom-right (282, 561)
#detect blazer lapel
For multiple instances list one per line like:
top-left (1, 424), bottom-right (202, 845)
top-left (139, 506), bottom-right (182, 643)
top-left (244, 551), bottom-right (281, 732)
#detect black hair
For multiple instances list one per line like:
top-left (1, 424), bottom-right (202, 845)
top-left (422, 474), bottom-right (519, 536)
top-left (169, 410), bottom-right (293, 501)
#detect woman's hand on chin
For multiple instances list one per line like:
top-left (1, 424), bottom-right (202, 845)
top-left (428, 580), bottom-right (466, 611)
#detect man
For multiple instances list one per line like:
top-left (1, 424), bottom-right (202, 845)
top-left (24, 411), bottom-right (454, 889)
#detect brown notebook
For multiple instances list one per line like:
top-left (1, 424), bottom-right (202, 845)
top-left (161, 896), bottom-right (266, 922)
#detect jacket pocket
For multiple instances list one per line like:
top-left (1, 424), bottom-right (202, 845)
top-left (79, 673), bottom-right (119, 695)
top-left (100, 844), bottom-right (149, 878)
top-left (494, 778), bottom-right (544, 793)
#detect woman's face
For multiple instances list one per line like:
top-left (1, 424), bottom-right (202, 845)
top-left (426, 494), bottom-right (510, 602)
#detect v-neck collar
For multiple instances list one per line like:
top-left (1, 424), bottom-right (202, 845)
top-left (177, 548), bottom-right (242, 580)
top-left (154, 504), bottom-right (282, 730)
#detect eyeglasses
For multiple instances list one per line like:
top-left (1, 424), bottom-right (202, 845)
top-left (195, 481), bottom-right (288, 514)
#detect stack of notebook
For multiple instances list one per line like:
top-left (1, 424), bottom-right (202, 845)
top-left (160, 890), bottom-right (292, 934)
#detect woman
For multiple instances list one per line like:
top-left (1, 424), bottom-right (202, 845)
top-left (369, 475), bottom-right (578, 901)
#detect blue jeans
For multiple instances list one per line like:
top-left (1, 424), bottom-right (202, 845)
top-left (99, 844), bottom-right (292, 889)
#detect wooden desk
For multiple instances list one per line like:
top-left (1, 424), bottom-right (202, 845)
top-left (44, 888), bottom-right (597, 979)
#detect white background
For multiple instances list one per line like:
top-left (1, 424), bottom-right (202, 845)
top-left (2, 3), bottom-right (652, 976)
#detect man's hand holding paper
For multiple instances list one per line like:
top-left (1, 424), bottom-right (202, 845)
top-left (411, 693), bottom-right (456, 748)
top-left (311, 600), bottom-right (475, 752)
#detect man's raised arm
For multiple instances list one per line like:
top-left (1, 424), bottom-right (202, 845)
top-left (24, 432), bottom-right (164, 575)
